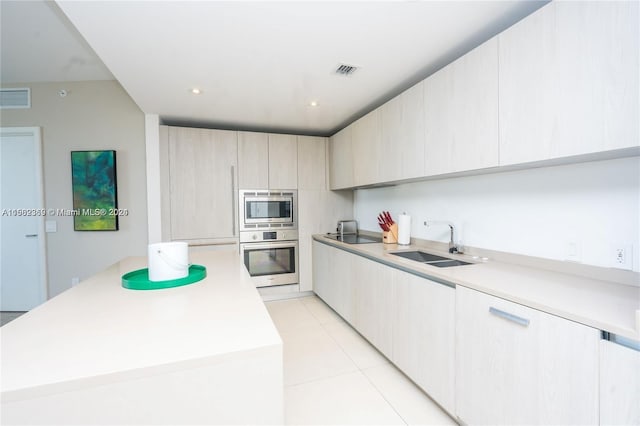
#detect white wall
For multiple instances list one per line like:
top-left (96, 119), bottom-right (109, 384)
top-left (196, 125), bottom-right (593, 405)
top-left (1, 81), bottom-right (148, 297)
top-left (355, 157), bottom-right (640, 272)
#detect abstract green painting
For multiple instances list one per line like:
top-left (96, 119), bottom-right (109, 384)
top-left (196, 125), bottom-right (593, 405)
top-left (71, 150), bottom-right (118, 231)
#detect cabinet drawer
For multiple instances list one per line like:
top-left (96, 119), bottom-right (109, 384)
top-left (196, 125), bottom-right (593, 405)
top-left (456, 286), bottom-right (599, 425)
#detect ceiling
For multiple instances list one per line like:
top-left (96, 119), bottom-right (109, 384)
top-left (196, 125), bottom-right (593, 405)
top-left (2, 1), bottom-right (547, 136)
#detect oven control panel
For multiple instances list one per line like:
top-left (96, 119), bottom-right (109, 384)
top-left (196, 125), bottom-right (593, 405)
top-left (239, 229), bottom-right (298, 243)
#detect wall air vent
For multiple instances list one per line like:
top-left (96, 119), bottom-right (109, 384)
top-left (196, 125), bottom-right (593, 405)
top-left (0, 88), bottom-right (31, 109)
top-left (334, 64), bottom-right (358, 76)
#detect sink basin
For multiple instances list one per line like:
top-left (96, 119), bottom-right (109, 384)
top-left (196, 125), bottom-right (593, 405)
top-left (324, 234), bottom-right (382, 244)
top-left (390, 250), bottom-right (472, 268)
top-left (390, 251), bottom-right (450, 262)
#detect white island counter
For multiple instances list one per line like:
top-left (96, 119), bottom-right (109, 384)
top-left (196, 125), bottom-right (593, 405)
top-left (1, 251), bottom-right (283, 425)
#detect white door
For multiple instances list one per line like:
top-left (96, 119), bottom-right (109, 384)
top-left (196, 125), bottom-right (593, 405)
top-left (0, 127), bottom-right (47, 311)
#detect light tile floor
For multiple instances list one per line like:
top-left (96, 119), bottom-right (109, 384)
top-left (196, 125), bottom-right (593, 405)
top-left (265, 295), bottom-right (457, 425)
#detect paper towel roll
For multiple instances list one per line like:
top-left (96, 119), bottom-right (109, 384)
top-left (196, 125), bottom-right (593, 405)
top-left (397, 213), bottom-right (411, 245)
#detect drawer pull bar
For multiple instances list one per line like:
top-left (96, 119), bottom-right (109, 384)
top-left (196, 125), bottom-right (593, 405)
top-left (489, 307), bottom-right (530, 327)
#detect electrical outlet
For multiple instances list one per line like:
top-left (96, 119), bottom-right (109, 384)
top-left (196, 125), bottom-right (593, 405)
top-left (612, 244), bottom-right (633, 270)
top-left (564, 241), bottom-right (581, 263)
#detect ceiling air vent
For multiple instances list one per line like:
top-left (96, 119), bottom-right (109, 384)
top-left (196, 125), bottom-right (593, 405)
top-left (334, 64), bottom-right (358, 76)
top-left (0, 88), bottom-right (31, 109)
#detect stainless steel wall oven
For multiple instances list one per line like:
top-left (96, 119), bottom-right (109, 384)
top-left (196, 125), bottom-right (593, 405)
top-left (239, 190), bottom-right (298, 288)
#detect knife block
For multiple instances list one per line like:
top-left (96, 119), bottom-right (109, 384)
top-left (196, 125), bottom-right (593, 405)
top-left (383, 223), bottom-right (398, 244)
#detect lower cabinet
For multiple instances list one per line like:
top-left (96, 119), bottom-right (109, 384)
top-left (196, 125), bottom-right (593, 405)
top-left (312, 241), bottom-right (353, 322)
top-left (312, 242), bottom-right (618, 425)
top-left (392, 270), bottom-right (455, 415)
top-left (351, 255), bottom-right (394, 358)
top-left (600, 339), bottom-right (640, 425)
top-left (456, 286), bottom-right (599, 425)
top-left (312, 241), bottom-right (455, 415)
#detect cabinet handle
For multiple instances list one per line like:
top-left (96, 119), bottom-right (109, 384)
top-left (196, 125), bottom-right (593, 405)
top-left (25, 234), bottom-right (38, 238)
top-left (231, 165), bottom-right (236, 236)
top-left (489, 307), bottom-right (530, 327)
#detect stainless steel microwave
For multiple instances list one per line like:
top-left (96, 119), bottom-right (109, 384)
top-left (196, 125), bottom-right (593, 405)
top-left (238, 190), bottom-right (297, 232)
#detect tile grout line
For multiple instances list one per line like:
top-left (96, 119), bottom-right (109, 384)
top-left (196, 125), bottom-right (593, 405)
top-left (299, 297), bottom-right (408, 426)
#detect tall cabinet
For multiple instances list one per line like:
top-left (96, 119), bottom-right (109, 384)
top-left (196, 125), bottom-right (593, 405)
top-left (166, 126), bottom-right (238, 243)
top-left (298, 136), bottom-right (353, 292)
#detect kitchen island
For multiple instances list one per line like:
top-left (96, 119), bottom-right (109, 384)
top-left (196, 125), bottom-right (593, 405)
top-left (1, 251), bottom-right (283, 425)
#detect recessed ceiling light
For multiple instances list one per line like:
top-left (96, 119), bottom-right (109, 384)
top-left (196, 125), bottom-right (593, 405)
top-left (309, 101), bottom-right (318, 107)
top-left (191, 88), bottom-right (202, 95)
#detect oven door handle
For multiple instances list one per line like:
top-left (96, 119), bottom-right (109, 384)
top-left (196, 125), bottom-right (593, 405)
top-left (241, 241), bottom-right (298, 251)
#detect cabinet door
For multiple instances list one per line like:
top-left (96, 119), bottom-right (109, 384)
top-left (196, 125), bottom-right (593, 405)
top-left (297, 136), bottom-right (326, 190)
top-left (392, 271), bottom-right (455, 415)
top-left (456, 286), bottom-right (599, 425)
top-left (425, 38), bottom-right (499, 175)
top-left (552, 1), bottom-right (639, 157)
top-left (312, 241), bottom-right (353, 322)
top-left (498, 3), bottom-right (556, 165)
top-left (499, 2), bottom-right (639, 165)
top-left (328, 127), bottom-right (353, 190)
top-left (351, 255), bottom-right (394, 358)
top-left (169, 127), bottom-right (238, 241)
top-left (312, 240), bottom-right (330, 301)
top-left (268, 134), bottom-right (297, 189)
top-left (600, 339), bottom-right (640, 425)
top-left (351, 109), bottom-right (381, 186)
top-left (379, 82), bottom-right (425, 182)
top-left (238, 131), bottom-right (268, 189)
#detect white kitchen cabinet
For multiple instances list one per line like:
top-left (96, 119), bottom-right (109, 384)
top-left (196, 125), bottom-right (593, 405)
top-left (312, 240), bottom-right (353, 321)
top-left (351, 109), bottom-right (382, 186)
top-left (297, 136), bottom-right (353, 292)
top-left (600, 338), bottom-right (640, 425)
top-left (380, 82), bottom-right (425, 182)
top-left (499, 1), bottom-right (639, 165)
top-left (297, 136), bottom-right (327, 190)
top-left (238, 132), bottom-right (298, 190)
top-left (168, 127), bottom-right (238, 241)
top-left (424, 37), bottom-right (499, 175)
top-left (268, 133), bottom-right (297, 189)
top-left (456, 286), bottom-right (599, 425)
top-left (351, 255), bottom-right (394, 358)
top-left (298, 190), bottom-right (353, 292)
top-left (238, 131), bottom-right (269, 189)
top-left (328, 126), bottom-right (354, 190)
top-left (392, 270), bottom-right (455, 415)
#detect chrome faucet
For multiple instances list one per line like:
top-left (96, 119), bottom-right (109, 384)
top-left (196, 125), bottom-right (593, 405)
top-left (424, 220), bottom-right (459, 254)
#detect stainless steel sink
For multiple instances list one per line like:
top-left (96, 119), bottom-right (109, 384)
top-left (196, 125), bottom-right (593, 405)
top-left (324, 234), bottom-right (382, 244)
top-left (390, 250), bottom-right (472, 267)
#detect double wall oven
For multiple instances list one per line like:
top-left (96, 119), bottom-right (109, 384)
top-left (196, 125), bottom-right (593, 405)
top-left (239, 190), bottom-right (298, 288)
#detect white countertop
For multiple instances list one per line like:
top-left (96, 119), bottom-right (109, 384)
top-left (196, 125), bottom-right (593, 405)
top-left (1, 251), bottom-right (282, 400)
top-left (314, 235), bottom-right (640, 340)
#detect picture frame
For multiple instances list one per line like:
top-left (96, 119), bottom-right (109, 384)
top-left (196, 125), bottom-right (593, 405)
top-left (70, 150), bottom-right (119, 231)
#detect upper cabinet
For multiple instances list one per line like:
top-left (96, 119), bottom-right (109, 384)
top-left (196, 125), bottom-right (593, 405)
top-left (167, 126), bottom-right (238, 242)
top-left (351, 109), bottom-right (382, 187)
top-left (380, 81), bottom-right (426, 182)
top-left (238, 132), bottom-right (298, 189)
top-left (326, 2), bottom-right (638, 188)
top-left (238, 131), bottom-right (269, 189)
top-left (499, 1), bottom-right (639, 165)
top-left (297, 136), bottom-right (327, 190)
top-left (424, 38), bottom-right (499, 175)
top-left (328, 126), bottom-right (354, 190)
top-left (268, 133), bottom-right (298, 189)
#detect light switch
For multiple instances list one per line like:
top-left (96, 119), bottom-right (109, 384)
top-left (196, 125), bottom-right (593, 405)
top-left (45, 220), bottom-right (57, 233)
